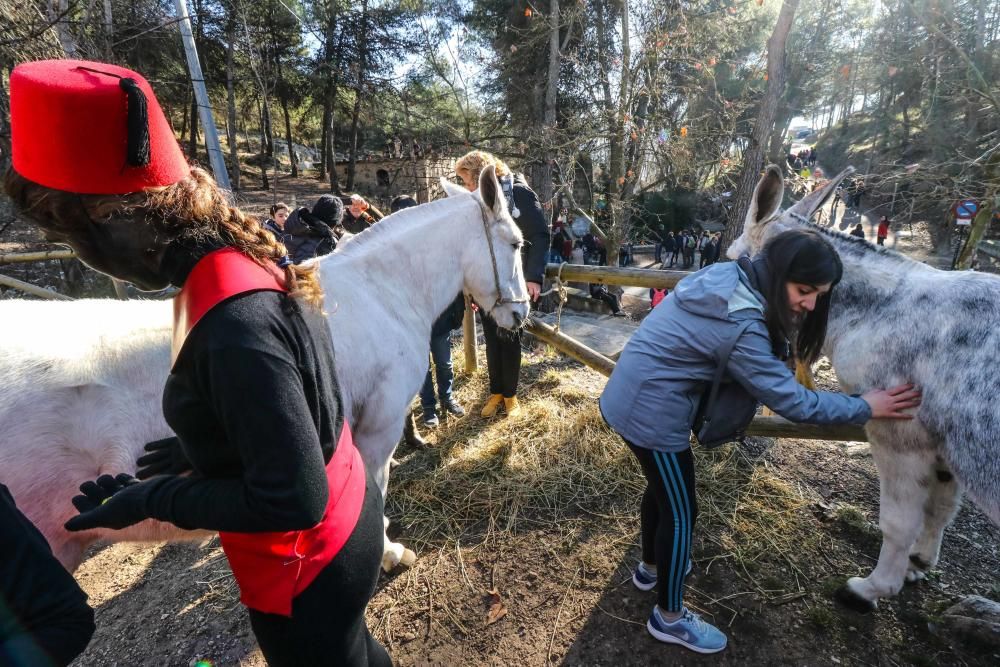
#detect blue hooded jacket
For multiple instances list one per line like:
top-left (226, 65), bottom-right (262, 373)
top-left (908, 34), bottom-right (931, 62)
top-left (599, 262), bottom-right (871, 452)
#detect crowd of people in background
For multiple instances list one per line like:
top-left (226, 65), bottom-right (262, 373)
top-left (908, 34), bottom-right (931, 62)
top-left (654, 230), bottom-right (721, 269)
top-left (787, 146), bottom-right (818, 171)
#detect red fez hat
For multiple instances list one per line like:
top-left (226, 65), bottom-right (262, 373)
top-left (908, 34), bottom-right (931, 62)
top-left (10, 59), bottom-right (190, 195)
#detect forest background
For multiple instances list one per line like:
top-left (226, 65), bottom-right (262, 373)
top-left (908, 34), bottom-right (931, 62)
top-left (1, 0), bottom-right (998, 259)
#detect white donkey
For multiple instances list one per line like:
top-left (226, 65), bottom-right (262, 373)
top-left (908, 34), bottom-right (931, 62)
top-left (728, 165), bottom-right (1000, 611)
top-left (0, 165), bottom-right (529, 572)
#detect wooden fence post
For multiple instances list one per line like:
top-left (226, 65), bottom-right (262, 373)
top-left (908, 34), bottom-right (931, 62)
top-left (462, 294), bottom-right (478, 373)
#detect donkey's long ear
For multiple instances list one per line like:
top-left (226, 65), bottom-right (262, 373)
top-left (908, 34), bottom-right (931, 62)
top-left (746, 165), bottom-right (784, 228)
top-left (440, 176), bottom-right (468, 198)
top-left (478, 164), bottom-right (508, 219)
top-left (785, 166), bottom-right (855, 222)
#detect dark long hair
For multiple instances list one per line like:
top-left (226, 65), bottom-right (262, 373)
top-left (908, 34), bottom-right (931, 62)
top-left (762, 228), bottom-right (843, 364)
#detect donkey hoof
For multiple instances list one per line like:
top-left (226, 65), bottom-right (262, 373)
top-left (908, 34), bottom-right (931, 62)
top-left (835, 579), bottom-right (878, 614)
top-left (381, 551), bottom-right (400, 572)
top-left (381, 543), bottom-right (416, 572)
top-left (906, 554), bottom-right (931, 583)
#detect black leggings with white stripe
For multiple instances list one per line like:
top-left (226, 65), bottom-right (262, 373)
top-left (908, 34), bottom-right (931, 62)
top-left (625, 441), bottom-right (698, 613)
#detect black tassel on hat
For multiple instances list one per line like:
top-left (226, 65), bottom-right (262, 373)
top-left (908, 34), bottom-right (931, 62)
top-left (118, 77), bottom-right (150, 167)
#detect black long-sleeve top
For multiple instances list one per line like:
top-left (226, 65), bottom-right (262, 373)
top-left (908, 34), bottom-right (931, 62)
top-left (138, 243), bottom-right (344, 534)
top-left (509, 175), bottom-right (551, 284)
top-left (1, 485), bottom-right (95, 667)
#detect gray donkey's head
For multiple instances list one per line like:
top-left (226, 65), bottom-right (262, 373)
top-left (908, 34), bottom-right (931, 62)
top-left (727, 164), bottom-right (856, 260)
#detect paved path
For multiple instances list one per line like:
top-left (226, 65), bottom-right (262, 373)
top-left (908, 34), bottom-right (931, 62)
top-left (817, 183), bottom-right (952, 270)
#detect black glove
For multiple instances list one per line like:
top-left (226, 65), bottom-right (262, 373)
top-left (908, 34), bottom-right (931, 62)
top-left (136, 436), bottom-right (192, 480)
top-left (64, 473), bottom-right (149, 532)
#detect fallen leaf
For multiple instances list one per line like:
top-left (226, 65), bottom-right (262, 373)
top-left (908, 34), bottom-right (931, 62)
top-left (485, 588), bottom-right (508, 625)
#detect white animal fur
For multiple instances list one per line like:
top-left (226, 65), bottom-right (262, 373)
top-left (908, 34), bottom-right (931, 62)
top-left (0, 166), bottom-right (529, 572)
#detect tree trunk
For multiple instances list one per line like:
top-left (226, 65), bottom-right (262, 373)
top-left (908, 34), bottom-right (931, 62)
top-left (0, 68), bottom-right (10, 167)
top-left (225, 25), bottom-right (241, 192)
top-left (968, 0), bottom-right (987, 136)
top-left (50, 0), bottom-right (79, 56)
top-left (324, 1), bottom-right (343, 194)
top-left (537, 0), bottom-right (560, 208)
top-left (769, 107), bottom-right (792, 163)
top-left (597, 0), bottom-right (628, 265)
top-left (346, 93), bottom-right (362, 191)
top-left (346, 0), bottom-right (368, 192)
top-left (328, 111), bottom-right (341, 193)
top-left (280, 95), bottom-right (297, 178)
top-left (188, 95), bottom-right (199, 158)
top-left (722, 0), bottom-right (800, 255)
top-left (186, 2), bottom-right (204, 160)
top-left (179, 87), bottom-right (189, 141)
top-left (258, 96), bottom-right (270, 191)
top-left (319, 104), bottom-right (329, 179)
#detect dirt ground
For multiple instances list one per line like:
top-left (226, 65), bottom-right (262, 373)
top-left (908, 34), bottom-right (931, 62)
top-left (67, 355), bottom-right (999, 667)
top-left (1, 180), bottom-right (997, 666)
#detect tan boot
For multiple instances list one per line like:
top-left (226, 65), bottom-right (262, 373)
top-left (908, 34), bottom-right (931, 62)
top-left (503, 396), bottom-right (522, 417)
top-left (481, 394), bottom-right (503, 418)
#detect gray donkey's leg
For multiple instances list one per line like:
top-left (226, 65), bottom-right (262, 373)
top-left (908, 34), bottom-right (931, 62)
top-left (906, 458), bottom-right (961, 582)
top-left (839, 445), bottom-right (936, 612)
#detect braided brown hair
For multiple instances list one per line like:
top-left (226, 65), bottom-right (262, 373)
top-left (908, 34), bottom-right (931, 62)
top-left (4, 167), bottom-right (323, 307)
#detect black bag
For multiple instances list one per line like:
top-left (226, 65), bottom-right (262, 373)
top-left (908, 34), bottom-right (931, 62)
top-left (692, 320), bottom-right (759, 448)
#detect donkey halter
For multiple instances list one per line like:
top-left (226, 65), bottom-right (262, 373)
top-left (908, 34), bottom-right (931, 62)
top-left (478, 203), bottom-right (529, 311)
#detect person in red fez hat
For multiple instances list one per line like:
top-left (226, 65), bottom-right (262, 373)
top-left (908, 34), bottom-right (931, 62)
top-left (5, 60), bottom-right (390, 667)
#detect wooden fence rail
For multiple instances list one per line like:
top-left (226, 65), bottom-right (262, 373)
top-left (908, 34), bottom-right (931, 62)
top-left (0, 249), bottom-right (77, 264)
top-left (545, 262), bottom-right (685, 289)
top-left (0, 273), bottom-right (73, 300)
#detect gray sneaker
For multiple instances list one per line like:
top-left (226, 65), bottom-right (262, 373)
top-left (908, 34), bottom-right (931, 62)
top-left (422, 409), bottom-right (439, 428)
top-left (647, 606), bottom-right (727, 654)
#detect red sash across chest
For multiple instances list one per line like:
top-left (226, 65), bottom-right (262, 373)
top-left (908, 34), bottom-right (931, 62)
top-left (172, 247), bottom-right (365, 617)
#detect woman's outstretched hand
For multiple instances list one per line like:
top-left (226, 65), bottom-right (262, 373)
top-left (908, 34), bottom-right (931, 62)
top-left (862, 384), bottom-right (922, 419)
top-left (64, 474), bottom-right (149, 532)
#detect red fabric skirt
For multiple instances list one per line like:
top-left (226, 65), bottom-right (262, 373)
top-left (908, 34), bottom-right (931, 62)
top-left (218, 423), bottom-right (366, 617)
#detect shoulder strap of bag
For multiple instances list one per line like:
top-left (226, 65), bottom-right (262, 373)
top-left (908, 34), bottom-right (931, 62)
top-left (702, 319), bottom-right (755, 415)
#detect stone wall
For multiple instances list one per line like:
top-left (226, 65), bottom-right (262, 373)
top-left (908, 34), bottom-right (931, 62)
top-left (331, 158), bottom-right (454, 204)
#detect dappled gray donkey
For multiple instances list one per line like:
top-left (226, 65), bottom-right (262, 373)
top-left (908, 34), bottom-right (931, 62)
top-left (729, 165), bottom-right (1000, 612)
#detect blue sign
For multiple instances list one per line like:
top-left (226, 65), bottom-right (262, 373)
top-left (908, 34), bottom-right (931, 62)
top-left (956, 200), bottom-right (978, 218)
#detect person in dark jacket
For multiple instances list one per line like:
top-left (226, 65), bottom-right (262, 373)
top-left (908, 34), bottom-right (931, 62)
top-left (850, 223), bottom-right (865, 239)
top-left (581, 231), bottom-right (598, 263)
top-left (342, 194), bottom-right (378, 234)
top-left (389, 194), bottom-right (418, 211)
top-left (5, 59), bottom-right (389, 667)
top-left (1, 484), bottom-right (95, 667)
top-left (600, 228), bottom-right (920, 655)
top-left (283, 195), bottom-right (342, 264)
top-left (589, 282), bottom-right (624, 315)
top-left (668, 231), bottom-right (680, 267)
top-left (661, 232), bottom-right (676, 267)
top-left (455, 151), bottom-right (549, 418)
top-left (703, 233), bottom-right (721, 266)
top-left (551, 223), bottom-right (569, 263)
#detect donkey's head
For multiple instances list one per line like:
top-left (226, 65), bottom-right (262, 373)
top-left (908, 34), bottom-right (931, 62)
top-left (727, 165), bottom-right (855, 260)
top-left (440, 165), bottom-right (530, 329)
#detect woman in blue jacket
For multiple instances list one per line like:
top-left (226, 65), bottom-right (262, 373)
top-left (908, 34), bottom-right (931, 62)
top-left (599, 228), bottom-right (920, 654)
